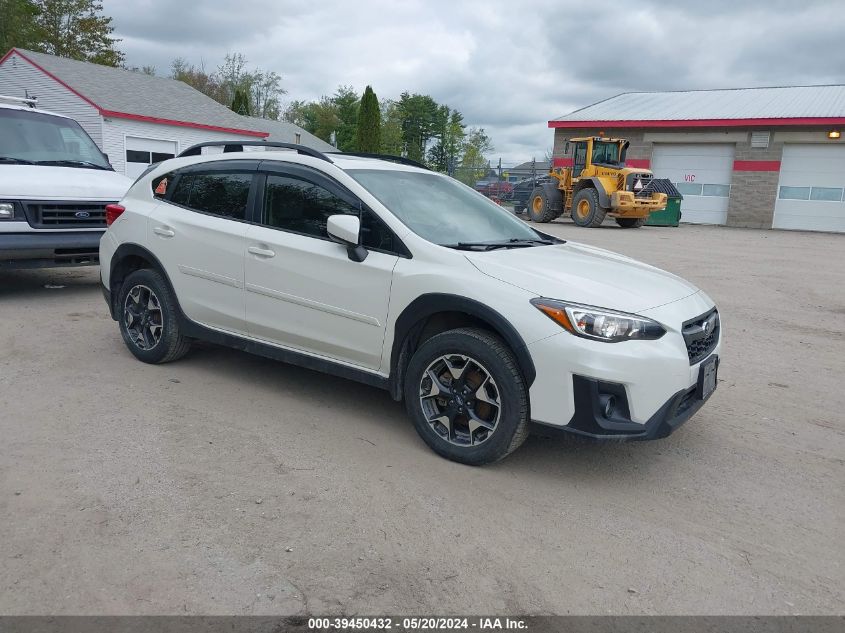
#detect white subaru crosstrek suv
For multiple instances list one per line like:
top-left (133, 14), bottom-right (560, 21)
top-left (100, 141), bottom-right (721, 465)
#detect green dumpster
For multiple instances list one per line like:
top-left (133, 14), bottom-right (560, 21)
top-left (646, 196), bottom-right (682, 226)
top-left (644, 180), bottom-right (683, 227)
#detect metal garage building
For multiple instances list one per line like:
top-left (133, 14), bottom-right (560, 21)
top-left (549, 86), bottom-right (845, 232)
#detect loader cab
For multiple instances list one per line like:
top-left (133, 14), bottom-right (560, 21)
top-left (568, 137), bottom-right (630, 177)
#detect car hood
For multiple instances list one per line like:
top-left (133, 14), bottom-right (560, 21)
top-left (465, 241), bottom-right (700, 313)
top-left (1, 165), bottom-right (132, 200)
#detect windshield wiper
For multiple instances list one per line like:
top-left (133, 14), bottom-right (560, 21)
top-left (0, 156), bottom-right (35, 164)
top-left (446, 238), bottom-right (555, 251)
top-left (35, 159), bottom-right (111, 170)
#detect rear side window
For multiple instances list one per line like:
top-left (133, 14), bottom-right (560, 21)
top-left (170, 172), bottom-right (252, 220)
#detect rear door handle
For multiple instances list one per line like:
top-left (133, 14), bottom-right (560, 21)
top-left (248, 246), bottom-right (275, 258)
top-left (153, 226), bottom-right (175, 238)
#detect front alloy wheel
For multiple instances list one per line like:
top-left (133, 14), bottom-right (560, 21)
top-left (404, 327), bottom-right (530, 465)
top-left (419, 354), bottom-right (501, 447)
top-left (123, 284), bottom-right (163, 350)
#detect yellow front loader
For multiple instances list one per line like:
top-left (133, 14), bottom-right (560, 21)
top-left (527, 136), bottom-right (668, 228)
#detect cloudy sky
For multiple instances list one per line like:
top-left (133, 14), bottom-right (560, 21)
top-left (104, 0), bottom-right (845, 164)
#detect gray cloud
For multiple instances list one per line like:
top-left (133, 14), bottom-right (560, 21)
top-left (104, 0), bottom-right (845, 163)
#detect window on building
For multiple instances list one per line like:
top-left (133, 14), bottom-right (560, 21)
top-left (702, 184), bottom-right (731, 197)
top-left (675, 182), bottom-right (702, 196)
top-left (809, 187), bottom-right (843, 202)
top-left (778, 186), bottom-right (811, 200)
top-left (126, 149), bottom-right (150, 163)
top-left (170, 172), bottom-right (252, 220)
top-left (295, 133), bottom-right (301, 144)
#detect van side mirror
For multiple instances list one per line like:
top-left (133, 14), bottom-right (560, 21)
top-left (327, 214), bottom-right (368, 262)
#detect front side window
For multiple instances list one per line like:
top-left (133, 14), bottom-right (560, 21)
top-left (591, 141), bottom-right (621, 166)
top-left (348, 169), bottom-right (545, 247)
top-left (0, 108), bottom-right (110, 168)
top-left (262, 173), bottom-right (398, 252)
top-left (170, 172), bottom-right (252, 220)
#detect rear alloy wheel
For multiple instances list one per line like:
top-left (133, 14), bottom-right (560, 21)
top-left (404, 327), bottom-right (529, 465)
top-left (118, 268), bottom-right (191, 364)
top-left (571, 188), bottom-right (607, 227)
top-left (615, 217), bottom-right (647, 228)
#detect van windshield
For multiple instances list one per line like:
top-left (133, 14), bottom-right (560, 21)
top-left (0, 108), bottom-right (111, 169)
top-left (348, 169), bottom-right (552, 249)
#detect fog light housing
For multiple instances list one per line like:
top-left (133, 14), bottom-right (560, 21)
top-left (599, 394), bottom-right (616, 418)
top-left (0, 202), bottom-right (14, 219)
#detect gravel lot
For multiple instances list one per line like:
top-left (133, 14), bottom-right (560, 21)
top-left (1, 223), bottom-right (843, 616)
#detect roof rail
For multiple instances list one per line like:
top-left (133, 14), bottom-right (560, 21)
top-left (177, 141), bottom-right (334, 163)
top-left (0, 94), bottom-right (38, 108)
top-left (335, 152), bottom-right (430, 170)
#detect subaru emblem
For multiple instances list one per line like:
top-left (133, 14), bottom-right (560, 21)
top-left (74, 211), bottom-right (91, 219)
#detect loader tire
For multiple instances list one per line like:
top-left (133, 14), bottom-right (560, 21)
top-left (616, 217), bottom-right (647, 228)
top-left (571, 188), bottom-right (607, 227)
top-left (527, 185), bottom-right (562, 223)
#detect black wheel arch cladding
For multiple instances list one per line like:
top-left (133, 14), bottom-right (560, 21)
top-left (390, 294), bottom-right (537, 399)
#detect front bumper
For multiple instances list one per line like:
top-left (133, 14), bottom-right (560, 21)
top-left (532, 361), bottom-right (716, 440)
top-left (0, 231), bottom-right (103, 268)
top-left (610, 191), bottom-right (667, 217)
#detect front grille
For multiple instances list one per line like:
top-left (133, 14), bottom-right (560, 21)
top-left (24, 201), bottom-right (111, 228)
top-left (627, 173), bottom-right (654, 197)
top-left (682, 308), bottom-right (720, 365)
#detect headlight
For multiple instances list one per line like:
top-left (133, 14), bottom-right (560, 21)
top-left (0, 202), bottom-right (14, 219)
top-left (530, 298), bottom-right (666, 342)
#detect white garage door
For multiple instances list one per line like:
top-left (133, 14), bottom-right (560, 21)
top-left (125, 136), bottom-right (177, 178)
top-left (773, 144), bottom-right (845, 233)
top-left (651, 144), bottom-right (735, 224)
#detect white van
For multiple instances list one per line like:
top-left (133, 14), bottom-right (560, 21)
top-left (0, 95), bottom-right (131, 268)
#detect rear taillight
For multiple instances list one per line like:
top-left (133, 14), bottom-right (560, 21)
top-left (105, 204), bottom-right (125, 227)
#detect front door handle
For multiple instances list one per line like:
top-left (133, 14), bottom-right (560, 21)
top-left (153, 226), bottom-right (175, 238)
top-left (248, 246), bottom-right (276, 258)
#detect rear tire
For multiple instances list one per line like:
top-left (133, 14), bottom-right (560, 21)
top-left (404, 328), bottom-right (530, 466)
top-left (117, 268), bottom-right (191, 364)
top-left (527, 185), bottom-right (562, 223)
top-left (571, 188), bottom-right (607, 227)
top-left (616, 217), bottom-right (647, 228)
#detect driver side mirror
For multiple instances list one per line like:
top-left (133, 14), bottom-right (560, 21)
top-left (327, 214), bottom-right (368, 262)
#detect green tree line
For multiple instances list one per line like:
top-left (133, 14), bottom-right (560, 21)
top-left (1, 0), bottom-right (496, 179)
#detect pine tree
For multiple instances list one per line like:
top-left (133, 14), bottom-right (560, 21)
top-left (231, 88), bottom-right (251, 116)
top-left (356, 85), bottom-right (381, 153)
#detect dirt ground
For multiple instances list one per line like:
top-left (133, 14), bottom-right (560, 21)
top-left (1, 223), bottom-right (843, 616)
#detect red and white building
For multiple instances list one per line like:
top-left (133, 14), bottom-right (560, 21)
top-left (549, 86), bottom-right (845, 232)
top-left (0, 48), bottom-right (335, 179)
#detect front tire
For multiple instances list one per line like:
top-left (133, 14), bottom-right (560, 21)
top-left (615, 217), bottom-right (647, 228)
top-left (118, 269), bottom-right (191, 364)
top-left (571, 188), bottom-right (607, 227)
top-left (404, 328), bottom-right (530, 465)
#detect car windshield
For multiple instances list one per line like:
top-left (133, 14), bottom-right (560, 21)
top-left (591, 141), bottom-right (622, 166)
top-left (348, 169), bottom-right (548, 247)
top-left (0, 108), bottom-right (111, 169)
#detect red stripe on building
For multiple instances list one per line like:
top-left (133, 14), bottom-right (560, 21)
top-left (626, 158), bottom-right (650, 168)
top-left (3, 48), bottom-right (268, 138)
top-left (733, 160), bottom-right (781, 172)
top-left (100, 110), bottom-right (268, 137)
top-left (548, 117), bottom-right (845, 129)
top-left (552, 157), bottom-right (573, 167)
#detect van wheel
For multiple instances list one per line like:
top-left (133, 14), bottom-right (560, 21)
top-left (571, 188), bottom-right (607, 227)
top-left (118, 269), bottom-right (191, 364)
top-left (616, 217), bottom-right (647, 228)
top-left (404, 328), bottom-right (529, 465)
